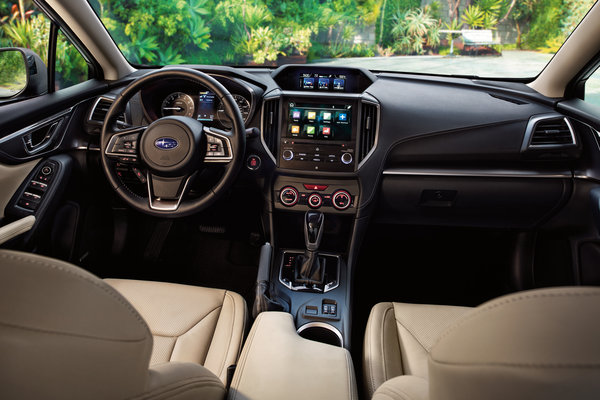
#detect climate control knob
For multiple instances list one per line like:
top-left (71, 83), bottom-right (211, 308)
top-left (279, 186), bottom-right (299, 207)
top-left (332, 190), bottom-right (352, 210)
top-left (308, 193), bottom-right (323, 209)
top-left (282, 150), bottom-right (294, 161)
top-left (341, 152), bottom-right (353, 165)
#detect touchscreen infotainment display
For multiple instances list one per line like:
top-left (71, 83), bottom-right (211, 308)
top-left (299, 73), bottom-right (346, 92)
top-left (286, 102), bottom-right (352, 141)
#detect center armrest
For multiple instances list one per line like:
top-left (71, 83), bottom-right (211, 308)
top-left (228, 312), bottom-right (358, 400)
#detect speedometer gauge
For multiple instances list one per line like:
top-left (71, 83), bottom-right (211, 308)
top-left (217, 94), bottom-right (251, 128)
top-left (161, 92), bottom-right (195, 117)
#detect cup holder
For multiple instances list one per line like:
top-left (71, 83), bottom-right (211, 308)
top-left (297, 322), bottom-right (343, 347)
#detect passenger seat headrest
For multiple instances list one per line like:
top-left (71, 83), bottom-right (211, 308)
top-left (429, 286), bottom-right (600, 400)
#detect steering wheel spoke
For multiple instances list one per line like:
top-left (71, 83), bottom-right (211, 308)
top-left (204, 126), bottom-right (233, 164)
top-left (104, 126), bottom-right (146, 161)
top-left (147, 173), bottom-right (194, 211)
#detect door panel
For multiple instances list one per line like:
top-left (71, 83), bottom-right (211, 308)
top-left (0, 159), bottom-right (40, 219)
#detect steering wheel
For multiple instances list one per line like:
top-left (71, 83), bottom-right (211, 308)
top-left (100, 68), bottom-right (245, 217)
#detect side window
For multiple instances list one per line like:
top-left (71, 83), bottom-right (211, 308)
top-left (585, 68), bottom-right (600, 107)
top-left (0, 3), bottom-right (89, 96)
top-left (0, 2), bottom-right (50, 94)
top-left (55, 30), bottom-right (88, 90)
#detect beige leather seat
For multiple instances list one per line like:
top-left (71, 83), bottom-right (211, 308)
top-left (0, 249), bottom-right (247, 400)
top-left (364, 287), bottom-right (600, 400)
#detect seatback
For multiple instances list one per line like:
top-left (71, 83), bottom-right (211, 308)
top-left (429, 286), bottom-right (600, 400)
top-left (0, 249), bottom-right (153, 400)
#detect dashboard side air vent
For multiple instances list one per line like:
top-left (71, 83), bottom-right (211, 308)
top-left (358, 102), bottom-right (378, 163)
top-left (527, 116), bottom-right (575, 148)
top-left (88, 97), bottom-right (126, 126)
top-left (261, 97), bottom-right (280, 161)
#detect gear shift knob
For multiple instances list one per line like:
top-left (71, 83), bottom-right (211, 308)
top-left (304, 211), bottom-right (324, 251)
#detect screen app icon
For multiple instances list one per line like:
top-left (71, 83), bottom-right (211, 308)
top-left (333, 78), bottom-right (345, 90)
top-left (306, 126), bottom-right (316, 135)
top-left (337, 112), bottom-right (348, 122)
top-left (291, 125), bottom-right (300, 134)
top-left (322, 127), bottom-right (331, 136)
top-left (307, 111), bottom-right (316, 120)
top-left (322, 112), bottom-right (332, 121)
top-left (303, 77), bottom-right (315, 89)
top-left (318, 78), bottom-right (330, 89)
top-left (292, 110), bottom-right (301, 119)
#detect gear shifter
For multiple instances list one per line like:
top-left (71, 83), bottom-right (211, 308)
top-left (296, 211), bottom-right (325, 284)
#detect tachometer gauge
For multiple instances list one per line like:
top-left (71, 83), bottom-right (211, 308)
top-left (217, 94), bottom-right (251, 128)
top-left (161, 92), bottom-right (195, 117)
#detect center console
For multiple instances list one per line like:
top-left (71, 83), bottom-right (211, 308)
top-left (254, 65), bottom-right (378, 351)
top-left (229, 312), bottom-right (357, 400)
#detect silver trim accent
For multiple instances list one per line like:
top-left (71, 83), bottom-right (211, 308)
top-left (357, 99), bottom-right (380, 169)
top-left (147, 173), bottom-right (193, 211)
top-left (260, 94), bottom-right (280, 163)
top-left (297, 322), bottom-right (344, 347)
top-left (382, 168), bottom-right (572, 179)
top-left (522, 114), bottom-right (577, 151)
top-left (0, 108), bottom-right (72, 146)
top-left (88, 95), bottom-right (127, 126)
top-left (278, 250), bottom-right (340, 293)
top-left (203, 126), bottom-right (234, 163)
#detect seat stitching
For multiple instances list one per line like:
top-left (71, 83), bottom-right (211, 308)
top-left (430, 359), bottom-right (600, 369)
top-left (155, 305), bottom-right (223, 339)
top-left (376, 383), bottom-right (419, 400)
top-left (0, 320), bottom-right (148, 342)
top-left (0, 252), bottom-right (149, 332)
top-left (369, 304), bottom-right (391, 396)
top-left (127, 376), bottom-right (225, 400)
top-left (215, 291), bottom-right (236, 379)
top-left (433, 291), bottom-right (600, 348)
top-left (394, 316), bottom-right (429, 353)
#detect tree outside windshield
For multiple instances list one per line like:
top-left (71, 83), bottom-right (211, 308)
top-left (86, 0), bottom-right (595, 78)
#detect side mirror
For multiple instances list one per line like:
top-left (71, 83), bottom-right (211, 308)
top-left (0, 47), bottom-right (47, 99)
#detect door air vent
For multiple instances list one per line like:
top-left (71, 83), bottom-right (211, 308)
top-left (89, 97), bottom-right (126, 126)
top-left (528, 116), bottom-right (575, 147)
top-left (358, 102), bottom-right (378, 163)
top-left (261, 97), bottom-right (280, 160)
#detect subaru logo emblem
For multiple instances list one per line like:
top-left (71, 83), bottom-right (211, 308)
top-left (154, 137), bottom-right (178, 150)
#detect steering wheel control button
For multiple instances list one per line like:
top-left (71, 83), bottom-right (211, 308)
top-left (282, 149), bottom-right (294, 161)
top-left (341, 152), bottom-right (353, 165)
top-left (303, 184), bottom-right (328, 191)
top-left (280, 186), bottom-right (299, 207)
top-left (332, 190), bottom-right (352, 210)
top-left (206, 135), bottom-right (226, 157)
top-left (308, 193), bottom-right (323, 209)
top-left (246, 155), bottom-right (261, 171)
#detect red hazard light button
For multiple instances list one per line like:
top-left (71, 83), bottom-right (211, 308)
top-left (303, 184), bottom-right (328, 191)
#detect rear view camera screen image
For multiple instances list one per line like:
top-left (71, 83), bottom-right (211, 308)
top-left (287, 103), bottom-right (352, 141)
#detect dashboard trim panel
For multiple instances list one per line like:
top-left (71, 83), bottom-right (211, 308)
top-left (383, 168), bottom-right (573, 179)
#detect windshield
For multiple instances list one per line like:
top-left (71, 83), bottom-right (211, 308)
top-left (89, 0), bottom-right (596, 78)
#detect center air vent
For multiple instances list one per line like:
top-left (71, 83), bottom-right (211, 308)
top-left (261, 97), bottom-right (280, 160)
top-left (89, 97), bottom-right (126, 126)
top-left (358, 102), bottom-right (378, 163)
top-left (528, 116), bottom-right (575, 147)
